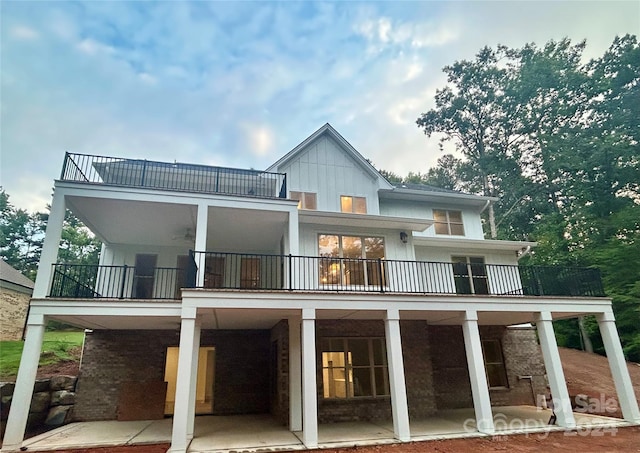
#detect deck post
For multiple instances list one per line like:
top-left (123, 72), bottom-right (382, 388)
top-left (2, 313), bottom-right (46, 451)
top-left (597, 311), bottom-right (640, 422)
top-left (169, 307), bottom-right (199, 453)
top-left (536, 311), bottom-right (576, 428)
top-left (385, 309), bottom-right (411, 441)
top-left (301, 308), bottom-right (318, 448)
top-left (187, 320), bottom-right (202, 440)
top-left (462, 310), bottom-right (494, 434)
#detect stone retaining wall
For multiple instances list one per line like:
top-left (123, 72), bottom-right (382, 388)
top-left (0, 375), bottom-right (77, 438)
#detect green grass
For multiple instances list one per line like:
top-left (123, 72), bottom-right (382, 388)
top-left (0, 331), bottom-right (85, 380)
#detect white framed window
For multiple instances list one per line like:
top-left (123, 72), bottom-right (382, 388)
top-left (290, 191), bottom-right (317, 210)
top-left (321, 337), bottom-right (389, 399)
top-left (434, 210), bottom-right (464, 235)
top-left (452, 256), bottom-right (489, 294)
top-left (340, 195), bottom-right (367, 214)
top-left (481, 339), bottom-right (509, 388)
top-left (318, 234), bottom-right (385, 286)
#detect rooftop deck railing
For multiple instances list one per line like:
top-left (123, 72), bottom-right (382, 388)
top-left (49, 253), bottom-right (605, 300)
top-left (60, 152), bottom-right (288, 199)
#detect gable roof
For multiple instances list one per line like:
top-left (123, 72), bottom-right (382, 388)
top-left (267, 123), bottom-right (394, 190)
top-left (0, 260), bottom-right (34, 291)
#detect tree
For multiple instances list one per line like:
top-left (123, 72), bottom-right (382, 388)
top-left (416, 35), bottom-right (640, 359)
top-left (0, 188), bottom-right (45, 279)
top-left (0, 188), bottom-right (101, 280)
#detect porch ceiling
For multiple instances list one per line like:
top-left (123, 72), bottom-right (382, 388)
top-left (67, 196), bottom-right (198, 247)
top-left (66, 197), bottom-right (289, 252)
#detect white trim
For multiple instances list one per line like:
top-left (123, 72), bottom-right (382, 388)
top-left (413, 237), bottom-right (537, 252)
top-left (300, 210), bottom-right (433, 232)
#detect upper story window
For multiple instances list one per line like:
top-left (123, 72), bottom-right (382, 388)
top-left (341, 196), bottom-right (367, 214)
top-left (290, 191), bottom-right (317, 210)
top-left (434, 209), bottom-right (464, 235)
top-left (452, 256), bottom-right (489, 294)
top-left (318, 235), bottom-right (385, 286)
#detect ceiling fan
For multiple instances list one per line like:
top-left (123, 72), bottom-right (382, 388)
top-left (172, 228), bottom-right (195, 242)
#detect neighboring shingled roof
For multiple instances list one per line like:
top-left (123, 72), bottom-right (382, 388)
top-left (0, 260), bottom-right (35, 290)
top-left (392, 182), bottom-right (469, 195)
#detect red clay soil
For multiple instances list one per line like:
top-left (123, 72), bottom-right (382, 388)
top-left (23, 347), bottom-right (640, 452)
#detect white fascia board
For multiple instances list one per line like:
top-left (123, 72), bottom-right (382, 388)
top-left (379, 188), bottom-right (498, 210)
top-left (181, 290), bottom-right (612, 314)
top-left (56, 181), bottom-right (299, 211)
top-left (29, 299), bottom-right (182, 317)
top-left (412, 237), bottom-right (537, 252)
top-left (299, 210), bottom-right (433, 232)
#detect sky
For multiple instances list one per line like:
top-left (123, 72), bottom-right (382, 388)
top-left (1, 1), bottom-right (638, 212)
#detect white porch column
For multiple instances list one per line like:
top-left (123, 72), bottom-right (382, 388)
top-left (33, 190), bottom-right (66, 298)
top-left (301, 308), bottom-right (318, 448)
top-left (2, 314), bottom-right (46, 451)
top-left (462, 310), bottom-right (494, 434)
top-left (535, 311), bottom-right (575, 428)
top-left (186, 320), bottom-right (202, 440)
top-left (289, 316), bottom-right (303, 431)
top-left (384, 309), bottom-right (411, 442)
top-left (287, 208), bottom-right (299, 255)
top-left (169, 307), bottom-right (199, 453)
top-left (195, 203), bottom-right (208, 287)
top-left (597, 311), bottom-right (640, 422)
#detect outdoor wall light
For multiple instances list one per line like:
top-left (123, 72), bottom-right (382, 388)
top-left (400, 232), bottom-right (408, 244)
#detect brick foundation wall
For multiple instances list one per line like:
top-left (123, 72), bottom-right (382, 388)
top-left (400, 321), bottom-right (436, 419)
top-left (0, 288), bottom-right (30, 341)
top-left (430, 325), bottom-right (474, 409)
top-left (488, 326), bottom-right (547, 407)
top-left (269, 320), bottom-right (289, 426)
top-left (74, 329), bottom-right (271, 421)
top-left (429, 325), bottom-right (547, 411)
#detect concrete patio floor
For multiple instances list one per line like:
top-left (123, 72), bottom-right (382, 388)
top-left (15, 407), bottom-right (632, 453)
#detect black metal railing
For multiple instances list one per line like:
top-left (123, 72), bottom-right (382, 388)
top-left (60, 152), bottom-right (288, 199)
top-left (48, 253), bottom-right (605, 299)
top-left (49, 264), bottom-right (184, 299)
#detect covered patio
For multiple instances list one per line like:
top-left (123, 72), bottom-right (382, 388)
top-left (18, 408), bottom-right (630, 452)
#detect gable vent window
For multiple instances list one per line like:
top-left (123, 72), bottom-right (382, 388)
top-left (341, 196), bottom-right (367, 214)
top-left (290, 191), bottom-right (317, 210)
top-left (434, 209), bottom-right (464, 235)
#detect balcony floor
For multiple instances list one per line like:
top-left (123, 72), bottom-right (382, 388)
top-left (18, 408), bottom-right (629, 452)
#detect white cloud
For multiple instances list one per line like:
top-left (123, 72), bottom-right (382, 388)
top-left (9, 25), bottom-right (39, 40)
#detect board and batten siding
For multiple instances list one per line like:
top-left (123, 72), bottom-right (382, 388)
top-left (279, 136), bottom-right (381, 214)
top-left (379, 200), bottom-right (484, 239)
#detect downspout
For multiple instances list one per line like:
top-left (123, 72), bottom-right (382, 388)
top-left (480, 199), bottom-right (491, 214)
top-left (517, 246), bottom-right (532, 261)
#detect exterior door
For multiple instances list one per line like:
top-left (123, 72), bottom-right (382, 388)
top-left (204, 256), bottom-right (225, 288)
top-left (134, 254), bottom-right (157, 299)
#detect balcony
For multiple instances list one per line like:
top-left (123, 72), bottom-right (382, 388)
top-left (48, 252), bottom-right (605, 300)
top-left (60, 152), bottom-right (288, 199)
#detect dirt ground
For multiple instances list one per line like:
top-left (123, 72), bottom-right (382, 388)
top-left (23, 347), bottom-right (640, 452)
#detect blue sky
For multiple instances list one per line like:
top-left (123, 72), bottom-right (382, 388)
top-left (1, 1), bottom-right (638, 211)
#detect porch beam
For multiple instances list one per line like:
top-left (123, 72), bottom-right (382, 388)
top-left (385, 309), bottom-right (411, 441)
top-left (289, 316), bottom-right (303, 431)
top-left (597, 311), bottom-right (640, 422)
top-left (169, 307), bottom-right (199, 453)
top-left (2, 314), bottom-right (46, 451)
top-left (301, 308), bottom-right (318, 448)
top-left (462, 310), bottom-right (494, 434)
top-left (535, 311), bottom-right (575, 428)
top-left (33, 190), bottom-right (66, 298)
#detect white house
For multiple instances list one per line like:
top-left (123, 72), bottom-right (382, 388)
top-left (2, 124), bottom-right (638, 451)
